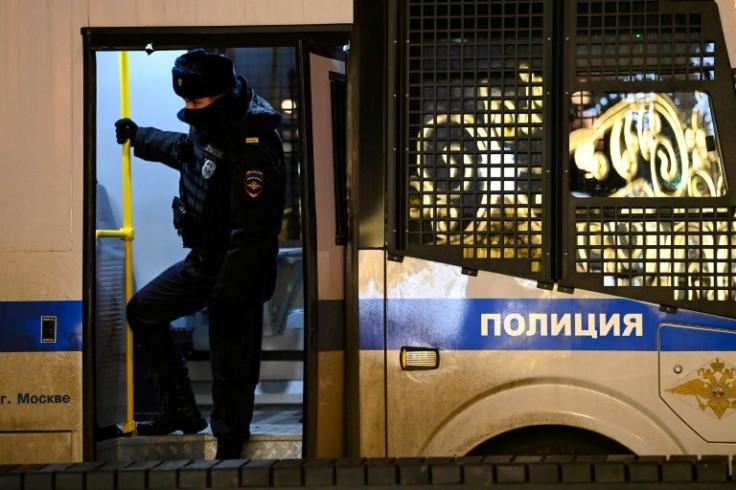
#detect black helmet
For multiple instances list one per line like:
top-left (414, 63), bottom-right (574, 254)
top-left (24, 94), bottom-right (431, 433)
top-left (172, 48), bottom-right (236, 99)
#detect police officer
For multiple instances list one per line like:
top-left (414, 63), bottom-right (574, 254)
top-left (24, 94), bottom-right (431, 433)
top-left (115, 49), bottom-right (285, 459)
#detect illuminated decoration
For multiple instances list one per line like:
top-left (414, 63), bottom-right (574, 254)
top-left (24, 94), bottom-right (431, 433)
top-left (571, 93), bottom-right (734, 302)
top-left (666, 358), bottom-right (736, 420)
top-left (569, 91), bottom-right (725, 198)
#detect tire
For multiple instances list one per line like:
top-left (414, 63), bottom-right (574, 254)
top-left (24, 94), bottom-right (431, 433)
top-left (467, 425), bottom-right (633, 456)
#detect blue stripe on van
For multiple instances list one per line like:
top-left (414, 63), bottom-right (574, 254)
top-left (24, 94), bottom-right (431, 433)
top-left (0, 301), bottom-right (83, 352)
top-left (660, 323), bottom-right (736, 351)
top-left (359, 298), bottom-right (736, 351)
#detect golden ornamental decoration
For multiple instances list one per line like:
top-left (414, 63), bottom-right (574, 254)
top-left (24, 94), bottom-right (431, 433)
top-left (666, 358), bottom-right (736, 419)
top-left (569, 91), bottom-right (725, 198)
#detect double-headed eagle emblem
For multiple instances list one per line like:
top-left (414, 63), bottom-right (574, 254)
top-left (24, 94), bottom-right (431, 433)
top-left (666, 358), bottom-right (736, 419)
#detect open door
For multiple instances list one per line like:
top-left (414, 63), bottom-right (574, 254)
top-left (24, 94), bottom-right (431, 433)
top-left (297, 42), bottom-right (347, 458)
top-left (89, 41), bottom-right (313, 461)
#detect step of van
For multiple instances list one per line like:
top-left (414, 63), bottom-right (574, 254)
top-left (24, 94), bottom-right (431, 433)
top-left (96, 433), bottom-right (302, 461)
top-left (96, 409), bottom-right (303, 461)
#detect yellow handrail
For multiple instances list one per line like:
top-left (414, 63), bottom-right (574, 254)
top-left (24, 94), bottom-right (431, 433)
top-left (95, 228), bottom-right (134, 240)
top-left (96, 51), bottom-right (136, 435)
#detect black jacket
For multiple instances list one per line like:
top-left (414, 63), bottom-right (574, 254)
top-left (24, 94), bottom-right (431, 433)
top-left (133, 78), bottom-right (285, 304)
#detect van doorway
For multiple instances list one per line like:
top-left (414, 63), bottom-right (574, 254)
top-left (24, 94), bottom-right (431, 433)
top-left (83, 29), bottom-right (349, 460)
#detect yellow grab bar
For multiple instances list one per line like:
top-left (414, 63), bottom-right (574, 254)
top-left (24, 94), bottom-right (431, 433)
top-left (95, 228), bottom-right (135, 240)
top-left (96, 51), bottom-right (136, 435)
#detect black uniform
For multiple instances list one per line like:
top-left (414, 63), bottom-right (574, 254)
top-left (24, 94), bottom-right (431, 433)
top-left (126, 77), bottom-right (285, 447)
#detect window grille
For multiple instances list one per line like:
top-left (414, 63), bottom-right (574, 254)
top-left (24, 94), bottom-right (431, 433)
top-left (396, 0), bottom-right (553, 279)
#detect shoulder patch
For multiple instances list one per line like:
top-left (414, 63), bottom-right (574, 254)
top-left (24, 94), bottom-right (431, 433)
top-left (244, 170), bottom-right (265, 198)
top-left (245, 136), bottom-right (260, 145)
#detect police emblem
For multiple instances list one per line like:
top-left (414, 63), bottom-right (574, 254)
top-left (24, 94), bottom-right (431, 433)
top-left (245, 170), bottom-right (264, 198)
top-left (201, 159), bottom-right (217, 179)
top-left (666, 358), bottom-right (736, 420)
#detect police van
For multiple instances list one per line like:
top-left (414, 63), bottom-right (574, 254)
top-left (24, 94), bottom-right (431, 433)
top-left (1, 0), bottom-right (736, 463)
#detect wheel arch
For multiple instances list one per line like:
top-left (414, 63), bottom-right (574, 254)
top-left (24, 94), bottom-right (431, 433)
top-left (420, 381), bottom-right (686, 456)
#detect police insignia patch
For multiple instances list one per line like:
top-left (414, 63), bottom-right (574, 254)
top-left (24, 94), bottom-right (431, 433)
top-left (201, 159), bottom-right (217, 179)
top-left (244, 170), bottom-right (264, 197)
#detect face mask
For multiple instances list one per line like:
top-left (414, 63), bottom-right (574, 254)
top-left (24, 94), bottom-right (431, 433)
top-left (176, 92), bottom-right (235, 130)
top-left (177, 104), bottom-right (222, 130)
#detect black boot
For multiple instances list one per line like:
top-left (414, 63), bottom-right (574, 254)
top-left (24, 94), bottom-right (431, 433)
top-left (216, 437), bottom-right (246, 459)
top-left (137, 371), bottom-right (207, 436)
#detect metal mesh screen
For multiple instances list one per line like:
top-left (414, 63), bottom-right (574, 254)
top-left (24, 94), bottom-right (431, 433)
top-left (575, 1), bottom-right (715, 82)
top-left (565, 0), bottom-right (736, 316)
top-left (393, 0), bottom-right (736, 313)
top-left (574, 206), bottom-right (736, 300)
top-left (400, 0), bottom-right (551, 277)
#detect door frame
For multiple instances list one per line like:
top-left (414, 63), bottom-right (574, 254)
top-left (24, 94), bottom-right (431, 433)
top-left (296, 42), bottom-right (350, 457)
top-left (81, 25), bottom-right (351, 461)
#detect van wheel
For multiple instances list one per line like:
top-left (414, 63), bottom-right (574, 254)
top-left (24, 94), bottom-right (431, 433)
top-left (467, 425), bottom-right (633, 456)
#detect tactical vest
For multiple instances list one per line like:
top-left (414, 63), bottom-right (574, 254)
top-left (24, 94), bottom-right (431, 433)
top-left (175, 139), bottom-right (231, 261)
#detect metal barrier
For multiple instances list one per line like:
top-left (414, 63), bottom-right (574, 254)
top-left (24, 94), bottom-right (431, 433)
top-left (1, 455), bottom-right (734, 489)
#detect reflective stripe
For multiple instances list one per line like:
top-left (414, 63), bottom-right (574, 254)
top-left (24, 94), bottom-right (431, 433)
top-left (359, 298), bottom-right (736, 351)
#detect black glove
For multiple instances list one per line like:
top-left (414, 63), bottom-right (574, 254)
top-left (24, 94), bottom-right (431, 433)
top-left (115, 118), bottom-right (138, 145)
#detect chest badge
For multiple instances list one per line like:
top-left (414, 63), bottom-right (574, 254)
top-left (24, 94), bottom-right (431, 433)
top-left (201, 159), bottom-right (217, 179)
top-left (245, 170), bottom-right (265, 198)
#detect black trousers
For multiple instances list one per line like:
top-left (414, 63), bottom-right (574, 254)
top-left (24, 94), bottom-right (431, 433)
top-left (126, 254), bottom-right (263, 443)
